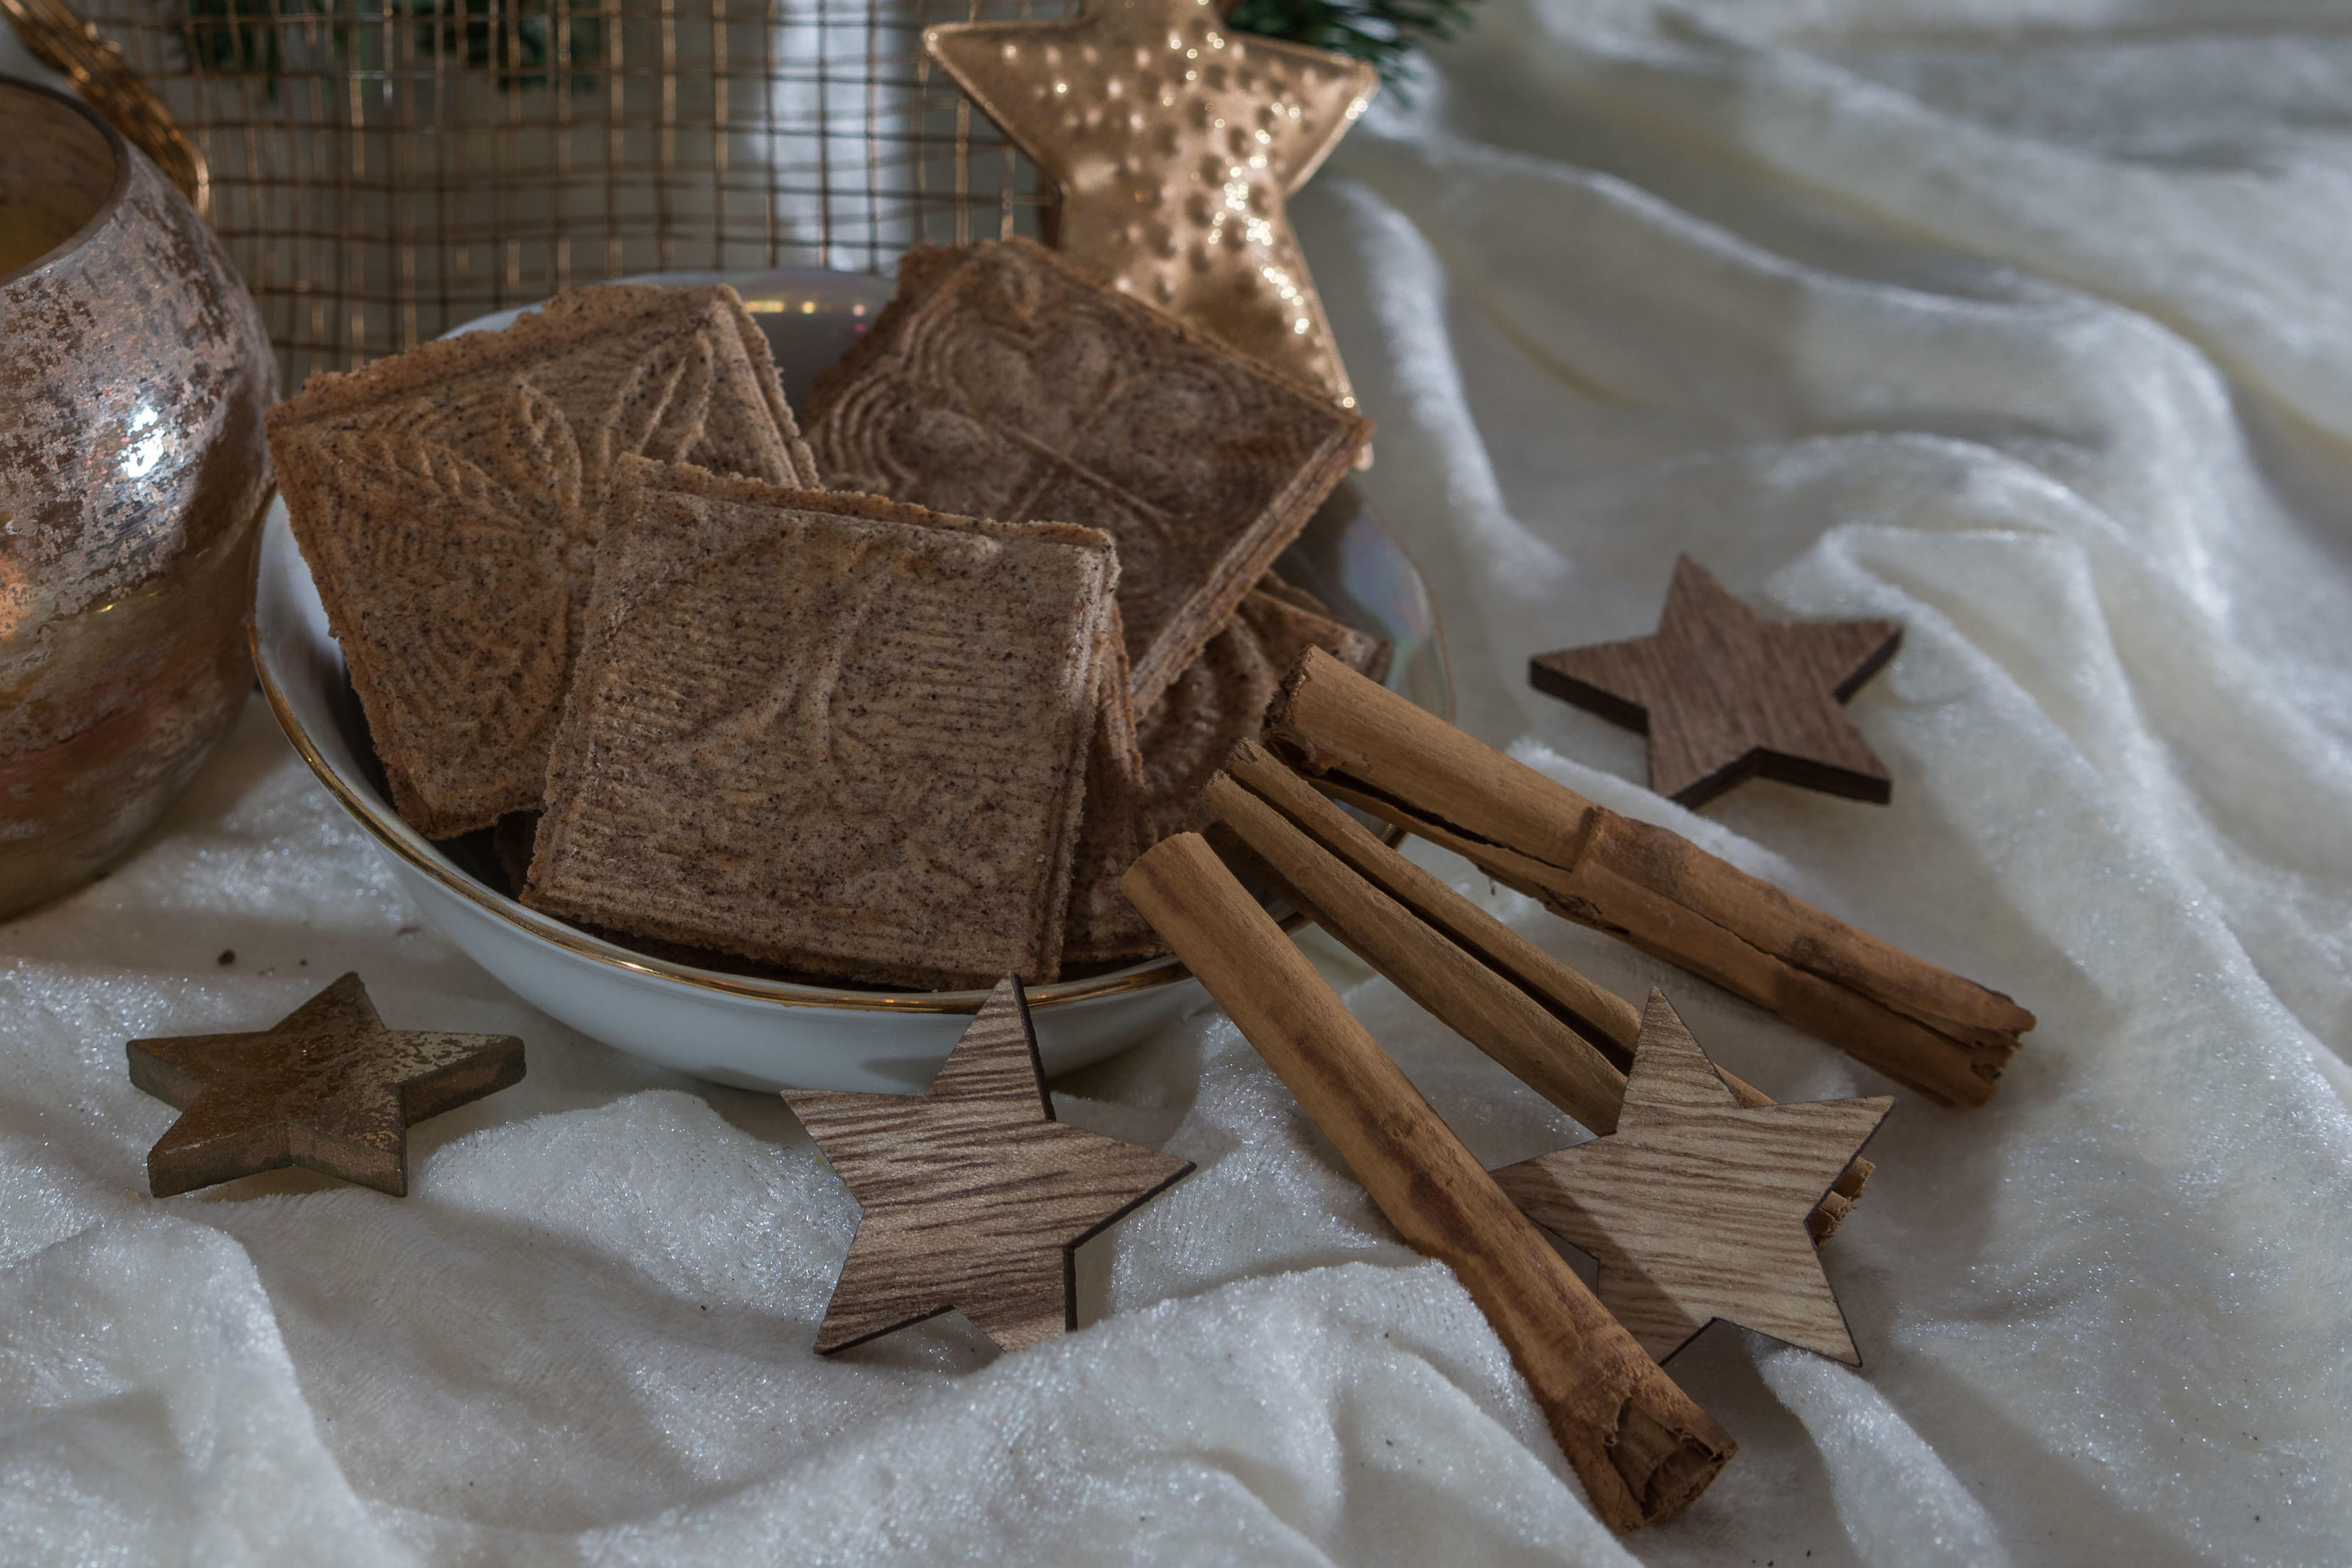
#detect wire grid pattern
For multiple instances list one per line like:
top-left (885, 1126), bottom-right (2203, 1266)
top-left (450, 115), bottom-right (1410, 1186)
top-left (69, 0), bottom-right (1066, 381)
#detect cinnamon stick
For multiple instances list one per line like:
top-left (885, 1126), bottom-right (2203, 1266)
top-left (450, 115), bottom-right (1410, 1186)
top-left (1122, 832), bottom-right (1736, 1531)
top-left (1197, 752), bottom-right (1869, 1239)
top-left (1223, 740), bottom-right (1646, 1061)
top-left (1197, 772), bottom-right (1628, 1133)
top-left (1262, 650), bottom-right (2034, 1107)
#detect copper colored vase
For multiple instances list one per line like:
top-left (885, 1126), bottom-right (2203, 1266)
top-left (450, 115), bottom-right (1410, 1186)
top-left (0, 75), bottom-right (276, 919)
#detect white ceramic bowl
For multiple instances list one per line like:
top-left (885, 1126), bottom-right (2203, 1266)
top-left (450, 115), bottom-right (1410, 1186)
top-left (251, 267), bottom-right (1449, 1092)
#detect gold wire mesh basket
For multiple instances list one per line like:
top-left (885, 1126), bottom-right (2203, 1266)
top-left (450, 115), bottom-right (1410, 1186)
top-left (8, 0), bottom-right (1061, 382)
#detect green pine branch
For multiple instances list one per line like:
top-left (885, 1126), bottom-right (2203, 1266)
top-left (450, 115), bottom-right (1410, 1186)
top-left (173, 0), bottom-right (602, 94)
top-left (1223, 0), bottom-right (1477, 83)
top-left (169, 0), bottom-right (1474, 99)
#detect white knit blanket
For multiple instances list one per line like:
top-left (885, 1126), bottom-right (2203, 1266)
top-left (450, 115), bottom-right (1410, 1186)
top-left (4, 3), bottom-right (2348, 1561)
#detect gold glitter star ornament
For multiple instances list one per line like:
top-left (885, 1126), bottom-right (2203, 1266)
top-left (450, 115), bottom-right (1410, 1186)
top-left (925, 0), bottom-right (1377, 409)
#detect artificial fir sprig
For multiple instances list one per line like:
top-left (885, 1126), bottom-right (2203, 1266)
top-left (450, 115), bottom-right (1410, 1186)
top-left (1223, 0), bottom-right (1477, 82)
top-left (172, 0), bottom-right (1475, 96)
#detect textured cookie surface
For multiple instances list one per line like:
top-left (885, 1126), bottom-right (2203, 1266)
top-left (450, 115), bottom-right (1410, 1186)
top-left (1060, 623), bottom-right (1154, 968)
top-left (804, 238), bottom-right (1370, 709)
top-left (524, 460), bottom-right (1116, 990)
top-left (269, 432), bottom-right (572, 837)
top-left (268, 284), bottom-right (814, 837)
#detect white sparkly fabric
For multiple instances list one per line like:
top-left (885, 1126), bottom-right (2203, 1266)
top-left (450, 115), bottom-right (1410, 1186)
top-left (5, 3), bottom-right (2351, 1561)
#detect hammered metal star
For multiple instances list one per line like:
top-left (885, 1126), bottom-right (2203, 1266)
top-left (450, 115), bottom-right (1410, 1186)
top-left (784, 977), bottom-right (1194, 1353)
top-left (925, 0), bottom-right (1376, 409)
top-left (1491, 992), bottom-right (1891, 1364)
top-left (126, 972), bottom-right (526, 1198)
top-left (1530, 555), bottom-right (1904, 808)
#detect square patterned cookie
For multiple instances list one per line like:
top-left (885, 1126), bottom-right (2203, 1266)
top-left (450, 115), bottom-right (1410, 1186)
top-left (803, 238), bottom-right (1370, 710)
top-left (1136, 587), bottom-right (1388, 847)
top-left (523, 458), bottom-right (1118, 989)
top-left (1061, 585), bottom-right (1388, 965)
top-left (267, 283), bottom-right (814, 837)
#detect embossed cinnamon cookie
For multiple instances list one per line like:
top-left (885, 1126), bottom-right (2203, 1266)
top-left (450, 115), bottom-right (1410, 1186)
top-left (803, 239), bottom-right (1371, 711)
top-left (523, 458), bottom-right (1119, 990)
top-left (1061, 586), bottom-right (1388, 966)
top-left (267, 284), bottom-right (815, 837)
top-left (1137, 589), bottom-right (1388, 848)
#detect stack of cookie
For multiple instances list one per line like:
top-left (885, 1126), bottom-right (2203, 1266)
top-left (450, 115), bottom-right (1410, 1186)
top-left (268, 240), bottom-right (1380, 988)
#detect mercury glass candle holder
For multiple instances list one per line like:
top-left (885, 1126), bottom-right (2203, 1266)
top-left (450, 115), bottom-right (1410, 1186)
top-left (0, 73), bottom-right (276, 919)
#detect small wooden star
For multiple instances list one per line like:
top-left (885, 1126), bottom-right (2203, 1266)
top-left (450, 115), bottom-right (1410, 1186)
top-left (1491, 992), bottom-right (1891, 1365)
top-left (126, 972), bottom-right (526, 1198)
top-left (784, 977), bottom-right (1194, 1353)
top-left (1530, 556), bottom-right (1903, 808)
top-left (925, 0), bottom-right (1377, 409)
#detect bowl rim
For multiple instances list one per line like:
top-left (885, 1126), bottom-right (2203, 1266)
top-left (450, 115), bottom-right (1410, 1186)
top-left (0, 73), bottom-right (135, 289)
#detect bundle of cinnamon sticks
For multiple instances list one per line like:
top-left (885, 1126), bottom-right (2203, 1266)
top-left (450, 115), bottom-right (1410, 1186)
top-left (1195, 741), bottom-right (1871, 1240)
top-left (1117, 650), bottom-right (2034, 1529)
top-left (1264, 649), bottom-right (2034, 1107)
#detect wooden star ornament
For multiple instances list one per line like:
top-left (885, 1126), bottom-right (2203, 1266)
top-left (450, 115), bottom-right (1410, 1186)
top-left (1491, 992), bottom-right (1891, 1365)
top-left (1530, 556), bottom-right (1903, 808)
top-left (924, 0), bottom-right (1377, 409)
top-left (126, 972), bottom-right (526, 1198)
top-left (784, 977), bottom-right (1194, 1353)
